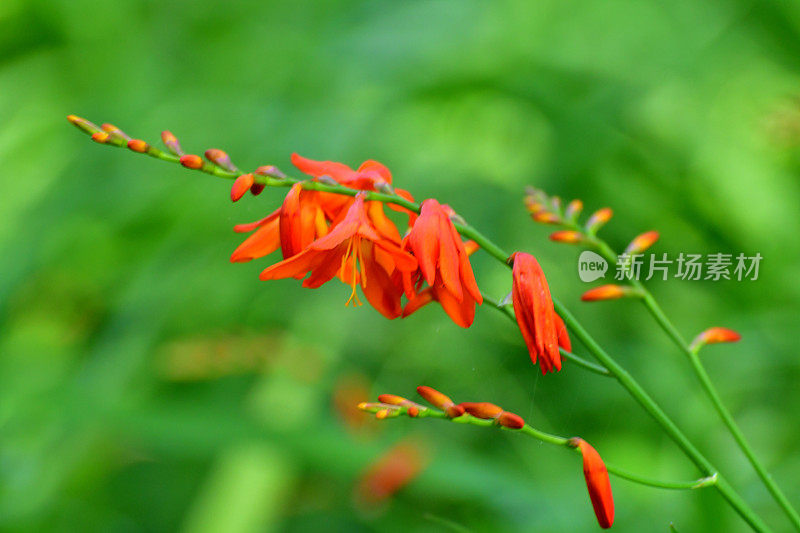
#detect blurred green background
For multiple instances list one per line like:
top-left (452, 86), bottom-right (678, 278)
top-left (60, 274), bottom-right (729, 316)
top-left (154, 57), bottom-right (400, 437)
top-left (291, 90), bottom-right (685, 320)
top-left (2, 0), bottom-right (800, 531)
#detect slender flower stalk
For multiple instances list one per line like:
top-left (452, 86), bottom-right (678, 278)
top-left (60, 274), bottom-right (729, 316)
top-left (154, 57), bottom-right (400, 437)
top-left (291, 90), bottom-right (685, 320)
top-left (69, 117), bottom-right (775, 531)
top-left (537, 194), bottom-right (799, 531)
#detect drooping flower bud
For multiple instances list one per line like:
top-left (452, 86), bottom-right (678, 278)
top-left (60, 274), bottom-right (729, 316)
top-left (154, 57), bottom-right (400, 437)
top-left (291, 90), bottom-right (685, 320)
top-left (550, 230), bottom-right (584, 244)
top-left (416, 386), bottom-right (464, 418)
top-left (231, 174), bottom-right (255, 202)
top-left (179, 154), bottom-right (204, 170)
top-left (585, 208), bottom-right (613, 234)
top-left (581, 284), bottom-right (637, 302)
top-left (67, 115), bottom-right (101, 135)
top-left (205, 148), bottom-right (238, 173)
top-left (569, 438), bottom-right (614, 529)
top-left (161, 131), bottom-right (184, 156)
top-left (689, 327), bottom-right (742, 352)
top-left (511, 252), bottom-right (561, 374)
top-left (625, 231), bottom-right (659, 255)
top-left (250, 183), bottom-right (266, 196)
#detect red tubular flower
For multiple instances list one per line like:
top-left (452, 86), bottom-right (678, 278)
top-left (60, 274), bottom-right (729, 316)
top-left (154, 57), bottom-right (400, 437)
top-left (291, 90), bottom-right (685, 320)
top-left (555, 313), bottom-right (571, 352)
top-left (511, 252), bottom-right (561, 374)
top-left (571, 438), bottom-right (615, 529)
top-left (402, 199), bottom-right (483, 328)
top-left (258, 193), bottom-right (417, 319)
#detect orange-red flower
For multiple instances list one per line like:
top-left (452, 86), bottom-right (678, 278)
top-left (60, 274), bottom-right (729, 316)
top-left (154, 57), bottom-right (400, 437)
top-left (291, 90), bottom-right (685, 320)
top-left (402, 199), bottom-right (482, 328)
top-left (511, 252), bottom-right (561, 374)
top-left (258, 193), bottom-right (417, 319)
top-left (571, 438), bottom-right (615, 529)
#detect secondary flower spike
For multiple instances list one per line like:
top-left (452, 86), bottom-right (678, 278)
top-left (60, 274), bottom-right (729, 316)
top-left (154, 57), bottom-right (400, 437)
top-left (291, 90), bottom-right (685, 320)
top-left (511, 252), bottom-right (561, 374)
top-left (402, 199), bottom-right (483, 328)
top-left (571, 438), bottom-right (615, 529)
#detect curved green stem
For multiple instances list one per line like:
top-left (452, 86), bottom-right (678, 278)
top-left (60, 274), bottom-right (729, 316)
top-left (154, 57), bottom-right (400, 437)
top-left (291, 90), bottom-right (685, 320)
top-left (393, 405), bottom-right (719, 491)
top-left (590, 234), bottom-right (799, 530)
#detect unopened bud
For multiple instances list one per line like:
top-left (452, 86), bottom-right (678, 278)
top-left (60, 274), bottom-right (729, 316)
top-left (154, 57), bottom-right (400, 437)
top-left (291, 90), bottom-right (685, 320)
top-left (127, 139), bottom-right (149, 153)
top-left (565, 199), bottom-right (583, 220)
top-left (463, 240), bottom-right (479, 256)
top-left (231, 174), bottom-right (255, 202)
top-left (532, 211), bottom-right (561, 224)
top-left (91, 132), bottom-right (109, 144)
top-left (102, 123), bottom-right (131, 141)
top-left (255, 165), bottom-right (287, 179)
top-left (179, 154), bottom-right (204, 170)
top-left (67, 115), bottom-right (101, 135)
top-left (250, 183), bottom-right (266, 196)
top-left (549, 230), bottom-right (584, 244)
top-left (417, 386), bottom-right (464, 418)
top-left (585, 208), bottom-right (613, 234)
top-left (205, 148), bottom-right (238, 173)
top-left (497, 411), bottom-right (525, 429)
top-left (161, 131), bottom-right (184, 156)
top-left (625, 231), bottom-right (659, 255)
top-left (689, 327), bottom-right (742, 352)
top-left (459, 402), bottom-right (503, 420)
top-left (581, 284), bottom-right (637, 302)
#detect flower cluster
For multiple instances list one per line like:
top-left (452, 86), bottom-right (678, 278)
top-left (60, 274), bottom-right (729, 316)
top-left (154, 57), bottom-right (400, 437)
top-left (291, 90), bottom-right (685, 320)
top-left (230, 154), bottom-right (485, 325)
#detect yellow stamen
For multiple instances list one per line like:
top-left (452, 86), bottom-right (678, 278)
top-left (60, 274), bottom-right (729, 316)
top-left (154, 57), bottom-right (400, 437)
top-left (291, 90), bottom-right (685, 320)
top-left (343, 237), bottom-right (363, 307)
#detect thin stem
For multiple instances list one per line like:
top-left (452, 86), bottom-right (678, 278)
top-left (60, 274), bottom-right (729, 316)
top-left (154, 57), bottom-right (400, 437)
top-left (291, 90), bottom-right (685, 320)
top-left (554, 299), bottom-right (770, 532)
top-left (589, 233), bottom-right (800, 530)
top-left (404, 407), bottom-right (718, 491)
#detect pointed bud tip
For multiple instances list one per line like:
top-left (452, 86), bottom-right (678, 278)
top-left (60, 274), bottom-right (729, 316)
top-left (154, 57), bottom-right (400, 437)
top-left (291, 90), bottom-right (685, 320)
top-left (626, 230), bottom-right (660, 254)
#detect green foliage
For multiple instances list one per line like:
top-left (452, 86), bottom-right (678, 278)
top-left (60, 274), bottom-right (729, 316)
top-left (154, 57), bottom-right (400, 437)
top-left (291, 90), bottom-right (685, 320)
top-left (2, 0), bottom-right (799, 530)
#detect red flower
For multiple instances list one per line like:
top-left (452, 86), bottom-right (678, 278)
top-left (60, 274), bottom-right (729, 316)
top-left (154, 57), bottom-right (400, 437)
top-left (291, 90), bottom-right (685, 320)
top-left (511, 252), bottom-right (561, 374)
top-left (402, 199), bottom-right (482, 327)
top-left (258, 193), bottom-right (417, 319)
top-left (572, 438), bottom-right (615, 529)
